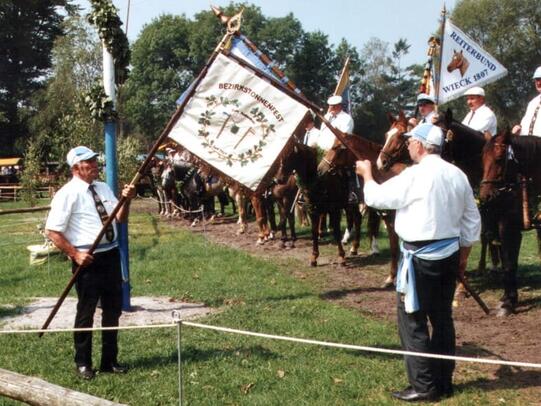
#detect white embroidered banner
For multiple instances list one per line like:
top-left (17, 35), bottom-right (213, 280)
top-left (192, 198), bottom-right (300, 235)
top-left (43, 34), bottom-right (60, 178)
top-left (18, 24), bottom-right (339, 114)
top-left (168, 53), bottom-right (308, 191)
top-left (437, 19), bottom-right (507, 104)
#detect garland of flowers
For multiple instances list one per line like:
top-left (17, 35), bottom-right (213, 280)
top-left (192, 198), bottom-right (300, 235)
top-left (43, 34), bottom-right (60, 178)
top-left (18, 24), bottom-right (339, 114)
top-left (198, 95), bottom-right (275, 167)
top-left (85, 0), bottom-right (130, 121)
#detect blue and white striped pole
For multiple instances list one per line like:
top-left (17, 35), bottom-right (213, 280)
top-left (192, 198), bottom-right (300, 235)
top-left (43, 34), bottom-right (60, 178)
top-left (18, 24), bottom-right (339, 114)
top-left (103, 44), bottom-right (131, 311)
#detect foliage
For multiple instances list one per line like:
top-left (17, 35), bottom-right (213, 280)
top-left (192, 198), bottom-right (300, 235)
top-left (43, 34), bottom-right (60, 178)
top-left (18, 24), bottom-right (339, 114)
top-left (87, 0), bottom-right (130, 85)
top-left (84, 81), bottom-right (117, 121)
top-left (116, 135), bottom-right (143, 187)
top-left (28, 15), bottom-right (103, 169)
top-left (0, 0), bottom-right (74, 156)
top-left (18, 140), bottom-right (42, 206)
top-left (450, 0), bottom-right (541, 124)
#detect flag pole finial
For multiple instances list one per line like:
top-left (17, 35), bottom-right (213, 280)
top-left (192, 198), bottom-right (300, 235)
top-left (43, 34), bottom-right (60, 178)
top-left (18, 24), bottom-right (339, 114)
top-left (211, 5), bottom-right (243, 33)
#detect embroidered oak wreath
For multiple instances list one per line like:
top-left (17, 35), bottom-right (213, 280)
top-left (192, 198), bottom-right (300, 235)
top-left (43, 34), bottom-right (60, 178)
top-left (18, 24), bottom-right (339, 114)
top-left (198, 95), bottom-right (276, 167)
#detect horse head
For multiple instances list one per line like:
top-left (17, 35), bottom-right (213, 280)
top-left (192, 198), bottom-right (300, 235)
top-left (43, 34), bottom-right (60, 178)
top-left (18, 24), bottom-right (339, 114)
top-left (480, 129), bottom-right (517, 204)
top-left (447, 50), bottom-right (470, 77)
top-left (376, 111), bottom-right (410, 171)
top-left (318, 136), bottom-right (352, 176)
top-left (275, 142), bottom-right (318, 185)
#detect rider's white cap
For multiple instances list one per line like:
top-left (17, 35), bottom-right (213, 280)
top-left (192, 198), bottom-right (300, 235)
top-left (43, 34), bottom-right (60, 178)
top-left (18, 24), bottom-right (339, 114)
top-left (533, 66), bottom-right (541, 79)
top-left (463, 86), bottom-right (485, 97)
top-left (66, 146), bottom-right (98, 168)
top-left (416, 93), bottom-right (435, 104)
top-left (327, 95), bottom-right (343, 105)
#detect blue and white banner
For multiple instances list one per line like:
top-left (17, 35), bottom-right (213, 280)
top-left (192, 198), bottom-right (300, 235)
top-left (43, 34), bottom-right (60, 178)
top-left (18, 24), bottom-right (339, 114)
top-left (168, 53), bottom-right (308, 192)
top-left (437, 19), bottom-right (507, 104)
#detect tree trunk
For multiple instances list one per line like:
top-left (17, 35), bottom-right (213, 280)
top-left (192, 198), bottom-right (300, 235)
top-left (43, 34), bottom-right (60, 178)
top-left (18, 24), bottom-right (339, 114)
top-left (0, 368), bottom-right (127, 406)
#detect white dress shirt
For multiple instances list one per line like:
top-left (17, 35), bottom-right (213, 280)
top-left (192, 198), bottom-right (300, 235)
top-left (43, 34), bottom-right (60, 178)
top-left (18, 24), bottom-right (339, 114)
top-left (303, 127), bottom-right (321, 148)
top-left (46, 176), bottom-right (119, 252)
top-left (519, 94), bottom-right (541, 136)
top-left (462, 104), bottom-right (497, 136)
top-left (363, 154), bottom-right (480, 247)
top-left (318, 110), bottom-right (354, 150)
top-left (420, 110), bottom-right (436, 124)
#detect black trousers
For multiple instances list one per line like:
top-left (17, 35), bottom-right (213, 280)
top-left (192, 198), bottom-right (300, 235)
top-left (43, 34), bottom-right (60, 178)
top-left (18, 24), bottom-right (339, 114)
top-left (397, 246), bottom-right (459, 394)
top-left (73, 248), bottom-right (122, 368)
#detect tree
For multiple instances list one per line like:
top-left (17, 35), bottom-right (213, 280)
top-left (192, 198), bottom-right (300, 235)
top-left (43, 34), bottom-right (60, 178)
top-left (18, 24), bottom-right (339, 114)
top-left (450, 0), bottom-right (541, 125)
top-left (28, 15), bottom-right (103, 173)
top-left (0, 0), bottom-right (74, 156)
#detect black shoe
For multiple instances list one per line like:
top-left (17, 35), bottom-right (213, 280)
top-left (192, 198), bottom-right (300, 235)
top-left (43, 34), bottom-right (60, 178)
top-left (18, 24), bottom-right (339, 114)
top-left (391, 387), bottom-right (440, 402)
top-left (76, 365), bottom-right (95, 380)
top-left (100, 362), bottom-right (128, 374)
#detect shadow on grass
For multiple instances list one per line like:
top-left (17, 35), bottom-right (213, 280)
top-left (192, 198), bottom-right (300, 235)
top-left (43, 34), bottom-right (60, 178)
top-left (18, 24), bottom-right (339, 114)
top-left (0, 304), bottom-right (26, 319)
top-left (131, 345), bottom-right (279, 369)
top-left (343, 251), bottom-right (394, 268)
top-left (320, 286), bottom-right (393, 301)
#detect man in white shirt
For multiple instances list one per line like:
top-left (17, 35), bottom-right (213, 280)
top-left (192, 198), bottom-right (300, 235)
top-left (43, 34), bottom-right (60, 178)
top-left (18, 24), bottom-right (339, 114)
top-left (461, 86), bottom-right (497, 136)
top-left (355, 123), bottom-right (481, 402)
top-left (318, 95), bottom-right (354, 151)
top-left (46, 146), bottom-right (136, 380)
top-left (408, 94), bottom-right (437, 128)
top-left (302, 113), bottom-right (320, 148)
top-left (512, 66), bottom-right (541, 136)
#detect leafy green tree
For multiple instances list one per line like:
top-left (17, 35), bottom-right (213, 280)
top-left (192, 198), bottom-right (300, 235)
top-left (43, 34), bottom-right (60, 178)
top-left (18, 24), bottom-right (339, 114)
top-left (28, 15), bottom-right (103, 173)
top-left (450, 0), bottom-right (541, 125)
top-left (0, 0), bottom-right (74, 156)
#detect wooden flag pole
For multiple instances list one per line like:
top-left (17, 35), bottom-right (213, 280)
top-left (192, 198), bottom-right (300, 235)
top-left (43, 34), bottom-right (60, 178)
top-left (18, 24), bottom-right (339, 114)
top-left (434, 4), bottom-right (447, 111)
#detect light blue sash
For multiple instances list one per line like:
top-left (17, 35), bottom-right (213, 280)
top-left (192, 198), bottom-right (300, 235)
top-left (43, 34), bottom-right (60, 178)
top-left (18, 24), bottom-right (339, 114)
top-left (397, 237), bottom-right (459, 313)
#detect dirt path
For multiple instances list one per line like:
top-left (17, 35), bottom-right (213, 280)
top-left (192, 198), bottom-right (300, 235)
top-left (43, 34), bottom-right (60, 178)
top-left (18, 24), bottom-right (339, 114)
top-left (145, 199), bottom-right (541, 401)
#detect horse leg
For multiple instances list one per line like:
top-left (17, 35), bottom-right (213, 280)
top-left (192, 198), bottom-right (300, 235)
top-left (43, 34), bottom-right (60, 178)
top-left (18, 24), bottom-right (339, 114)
top-left (251, 195), bottom-right (269, 245)
top-left (288, 198), bottom-right (297, 248)
top-left (497, 214), bottom-right (523, 316)
top-left (367, 209), bottom-right (381, 255)
top-left (267, 198), bottom-right (277, 241)
top-left (349, 206), bottom-right (361, 256)
top-left (330, 209), bottom-right (346, 266)
top-left (310, 211), bottom-right (320, 266)
top-left (318, 213), bottom-right (327, 238)
top-left (342, 207), bottom-right (353, 244)
top-left (382, 216), bottom-right (399, 289)
top-left (235, 193), bottom-right (247, 235)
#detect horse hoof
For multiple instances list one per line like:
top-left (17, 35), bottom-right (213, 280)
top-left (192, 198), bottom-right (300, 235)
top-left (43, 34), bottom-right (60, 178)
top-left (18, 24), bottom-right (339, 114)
top-left (310, 260), bottom-right (317, 267)
top-left (496, 306), bottom-right (513, 317)
top-left (349, 248), bottom-right (358, 256)
top-left (381, 276), bottom-right (394, 289)
top-left (256, 239), bottom-right (264, 246)
top-left (338, 258), bottom-right (346, 266)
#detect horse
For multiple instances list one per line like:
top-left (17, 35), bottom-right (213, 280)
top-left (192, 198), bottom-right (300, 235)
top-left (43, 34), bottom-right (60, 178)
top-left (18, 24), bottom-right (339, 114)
top-left (447, 49), bottom-right (470, 77)
top-left (321, 132), bottom-right (405, 284)
top-left (478, 130), bottom-right (541, 315)
top-left (274, 141), bottom-right (351, 266)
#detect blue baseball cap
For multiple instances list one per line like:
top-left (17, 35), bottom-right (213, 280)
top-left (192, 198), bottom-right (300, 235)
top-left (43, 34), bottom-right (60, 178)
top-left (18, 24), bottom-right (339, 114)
top-left (66, 146), bottom-right (98, 167)
top-left (404, 123), bottom-right (444, 147)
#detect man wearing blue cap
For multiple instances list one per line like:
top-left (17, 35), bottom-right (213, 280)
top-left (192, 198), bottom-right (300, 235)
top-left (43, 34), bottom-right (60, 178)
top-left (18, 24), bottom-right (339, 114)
top-left (45, 146), bottom-right (136, 380)
top-left (512, 66), bottom-right (541, 136)
top-left (355, 124), bottom-right (481, 402)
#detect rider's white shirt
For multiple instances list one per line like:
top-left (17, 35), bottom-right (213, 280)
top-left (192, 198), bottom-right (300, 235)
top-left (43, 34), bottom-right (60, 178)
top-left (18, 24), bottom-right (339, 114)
top-left (519, 94), bottom-right (541, 136)
top-left (462, 104), bottom-right (497, 136)
top-left (318, 110), bottom-right (354, 150)
top-left (303, 127), bottom-right (321, 148)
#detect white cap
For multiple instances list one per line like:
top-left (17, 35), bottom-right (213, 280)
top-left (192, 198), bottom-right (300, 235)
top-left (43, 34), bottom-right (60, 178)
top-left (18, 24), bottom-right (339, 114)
top-left (66, 146), bottom-right (98, 167)
top-left (533, 66), bottom-right (541, 79)
top-left (416, 93), bottom-right (435, 104)
top-left (404, 123), bottom-right (444, 148)
top-left (464, 86), bottom-right (485, 97)
top-left (327, 95), bottom-right (343, 105)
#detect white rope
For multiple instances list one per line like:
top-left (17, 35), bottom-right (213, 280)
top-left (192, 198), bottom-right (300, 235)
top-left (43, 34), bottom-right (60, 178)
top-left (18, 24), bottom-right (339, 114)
top-left (180, 321), bottom-right (541, 370)
top-left (3, 320), bottom-right (540, 370)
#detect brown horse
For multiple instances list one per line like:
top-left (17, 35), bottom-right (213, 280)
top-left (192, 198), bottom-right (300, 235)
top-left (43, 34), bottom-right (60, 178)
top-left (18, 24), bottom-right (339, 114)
top-left (275, 142), bottom-right (351, 266)
top-left (322, 133), bottom-right (405, 284)
top-left (478, 130), bottom-right (541, 315)
top-left (447, 49), bottom-right (470, 77)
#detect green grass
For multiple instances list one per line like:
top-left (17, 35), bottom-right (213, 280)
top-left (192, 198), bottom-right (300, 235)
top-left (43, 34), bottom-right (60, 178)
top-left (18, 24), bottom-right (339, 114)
top-left (0, 201), bottom-right (538, 405)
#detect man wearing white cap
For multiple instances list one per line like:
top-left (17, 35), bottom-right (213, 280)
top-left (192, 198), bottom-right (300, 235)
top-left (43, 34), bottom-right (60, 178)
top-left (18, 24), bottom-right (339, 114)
top-left (408, 94), bottom-right (437, 128)
top-left (45, 146), bottom-right (136, 380)
top-left (317, 95), bottom-right (354, 151)
top-left (355, 123), bottom-right (480, 402)
top-left (512, 66), bottom-right (541, 136)
top-left (461, 86), bottom-right (497, 136)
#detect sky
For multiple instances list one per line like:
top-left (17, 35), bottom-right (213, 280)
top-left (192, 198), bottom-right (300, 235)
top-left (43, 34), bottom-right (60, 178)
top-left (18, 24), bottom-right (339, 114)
top-left (75, 0), bottom-right (458, 67)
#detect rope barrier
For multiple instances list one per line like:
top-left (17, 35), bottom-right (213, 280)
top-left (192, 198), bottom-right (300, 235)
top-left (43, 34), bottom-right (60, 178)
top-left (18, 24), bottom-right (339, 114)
top-left (1, 319), bottom-right (540, 370)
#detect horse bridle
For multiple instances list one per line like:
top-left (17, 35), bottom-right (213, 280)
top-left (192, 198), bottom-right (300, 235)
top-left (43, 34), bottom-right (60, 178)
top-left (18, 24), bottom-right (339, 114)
top-left (480, 142), bottom-right (519, 195)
